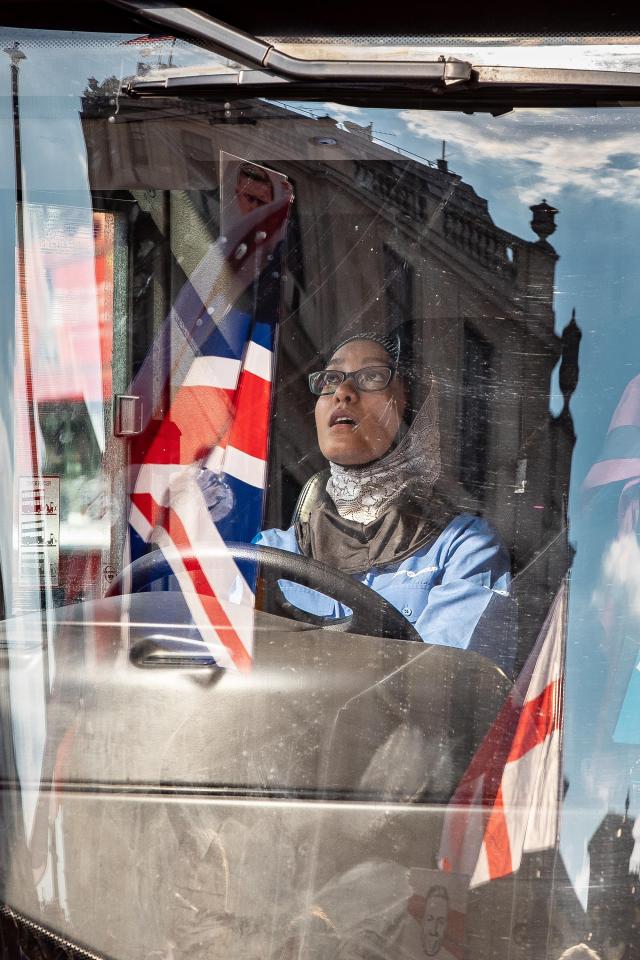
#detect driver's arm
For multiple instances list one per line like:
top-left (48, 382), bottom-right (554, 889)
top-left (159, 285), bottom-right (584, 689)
top-left (408, 515), bottom-right (515, 675)
top-left (253, 517), bottom-right (516, 675)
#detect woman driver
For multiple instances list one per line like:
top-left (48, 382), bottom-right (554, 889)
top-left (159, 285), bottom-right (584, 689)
top-left (255, 332), bottom-right (516, 675)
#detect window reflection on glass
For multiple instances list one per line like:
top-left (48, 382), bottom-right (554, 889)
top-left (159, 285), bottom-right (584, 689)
top-left (15, 206), bottom-right (115, 606)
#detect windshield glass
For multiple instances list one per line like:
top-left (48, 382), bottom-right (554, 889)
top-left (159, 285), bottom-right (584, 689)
top-left (1, 24), bottom-right (640, 960)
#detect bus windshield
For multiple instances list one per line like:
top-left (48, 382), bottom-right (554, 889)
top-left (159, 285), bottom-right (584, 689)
top-left (1, 22), bottom-right (640, 960)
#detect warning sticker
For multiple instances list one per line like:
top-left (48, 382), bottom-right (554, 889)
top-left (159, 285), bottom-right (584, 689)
top-left (19, 477), bottom-right (60, 586)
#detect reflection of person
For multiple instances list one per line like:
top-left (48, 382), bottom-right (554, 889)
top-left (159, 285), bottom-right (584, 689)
top-left (421, 885), bottom-right (448, 957)
top-left (255, 332), bottom-right (515, 673)
top-left (235, 164), bottom-right (274, 216)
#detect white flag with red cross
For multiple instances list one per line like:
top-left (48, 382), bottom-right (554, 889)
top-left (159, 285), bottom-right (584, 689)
top-left (439, 581), bottom-right (567, 887)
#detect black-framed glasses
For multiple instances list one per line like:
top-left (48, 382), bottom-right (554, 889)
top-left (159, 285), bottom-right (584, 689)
top-left (308, 365), bottom-right (394, 396)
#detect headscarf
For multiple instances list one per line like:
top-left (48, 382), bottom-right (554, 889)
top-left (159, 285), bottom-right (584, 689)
top-left (295, 333), bottom-right (454, 573)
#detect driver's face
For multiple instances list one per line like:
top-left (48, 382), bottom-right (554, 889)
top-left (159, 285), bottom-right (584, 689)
top-left (314, 340), bottom-right (406, 467)
top-left (421, 895), bottom-right (448, 957)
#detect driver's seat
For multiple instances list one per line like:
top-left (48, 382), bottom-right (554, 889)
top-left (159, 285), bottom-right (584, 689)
top-left (291, 469), bottom-right (329, 524)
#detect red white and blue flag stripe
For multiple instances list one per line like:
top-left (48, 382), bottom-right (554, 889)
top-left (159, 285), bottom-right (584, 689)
top-left (127, 166), bottom-right (292, 670)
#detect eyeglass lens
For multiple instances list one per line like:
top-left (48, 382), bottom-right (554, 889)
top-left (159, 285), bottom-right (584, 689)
top-left (309, 366), bottom-right (393, 395)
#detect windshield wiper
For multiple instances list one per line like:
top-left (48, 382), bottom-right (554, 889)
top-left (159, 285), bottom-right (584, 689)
top-left (109, 0), bottom-right (471, 84)
top-left (109, 0), bottom-right (640, 110)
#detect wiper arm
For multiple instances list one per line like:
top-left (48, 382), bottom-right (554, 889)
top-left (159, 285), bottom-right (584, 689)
top-left (108, 0), bottom-right (472, 84)
top-left (109, 0), bottom-right (640, 109)
top-left (126, 63), bottom-right (640, 94)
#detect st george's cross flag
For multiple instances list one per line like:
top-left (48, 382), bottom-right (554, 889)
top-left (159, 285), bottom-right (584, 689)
top-left (127, 156), bottom-right (294, 671)
top-left (438, 581), bottom-right (567, 887)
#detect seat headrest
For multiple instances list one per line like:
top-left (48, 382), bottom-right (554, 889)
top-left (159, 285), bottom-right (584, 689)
top-left (292, 469), bottom-right (330, 524)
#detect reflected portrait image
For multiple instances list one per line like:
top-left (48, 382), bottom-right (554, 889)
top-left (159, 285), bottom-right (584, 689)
top-left (234, 163), bottom-right (274, 216)
top-left (421, 885), bottom-right (449, 957)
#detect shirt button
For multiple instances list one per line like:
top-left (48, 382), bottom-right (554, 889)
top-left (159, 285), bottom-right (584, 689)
top-left (402, 606), bottom-right (412, 617)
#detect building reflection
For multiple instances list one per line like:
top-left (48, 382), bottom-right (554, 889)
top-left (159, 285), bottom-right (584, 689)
top-left (80, 85), bottom-right (580, 669)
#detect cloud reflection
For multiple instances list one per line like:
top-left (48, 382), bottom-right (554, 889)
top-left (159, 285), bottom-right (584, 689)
top-left (323, 102), bottom-right (365, 124)
top-left (592, 532), bottom-right (640, 619)
top-left (400, 108), bottom-right (640, 205)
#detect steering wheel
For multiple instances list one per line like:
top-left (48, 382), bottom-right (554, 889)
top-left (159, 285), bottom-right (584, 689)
top-left (105, 542), bottom-right (421, 643)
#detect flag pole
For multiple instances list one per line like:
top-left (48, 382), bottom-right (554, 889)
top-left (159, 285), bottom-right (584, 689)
top-left (5, 41), bottom-right (40, 486)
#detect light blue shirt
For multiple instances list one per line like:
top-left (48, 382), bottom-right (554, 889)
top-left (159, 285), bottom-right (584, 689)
top-left (254, 513), bottom-right (517, 676)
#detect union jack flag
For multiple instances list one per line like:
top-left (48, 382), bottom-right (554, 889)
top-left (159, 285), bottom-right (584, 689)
top-left (127, 159), bottom-right (293, 671)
